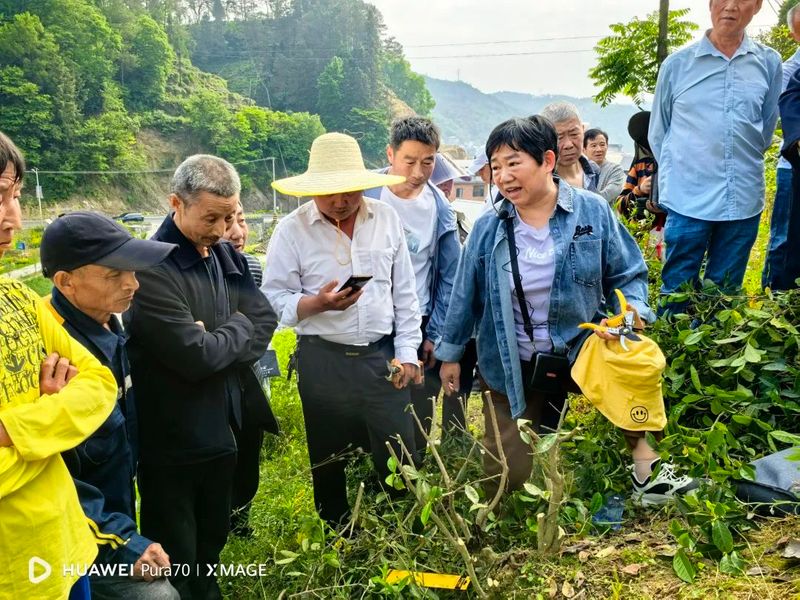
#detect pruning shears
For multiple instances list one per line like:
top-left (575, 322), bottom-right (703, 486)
top-left (385, 359), bottom-right (425, 389)
top-left (579, 289), bottom-right (642, 351)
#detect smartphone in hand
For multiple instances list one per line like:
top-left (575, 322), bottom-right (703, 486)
top-left (337, 275), bottom-right (372, 295)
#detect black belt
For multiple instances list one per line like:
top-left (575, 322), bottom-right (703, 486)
top-left (298, 335), bottom-right (392, 357)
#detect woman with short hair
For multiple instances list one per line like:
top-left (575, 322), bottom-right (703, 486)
top-left (436, 116), bottom-right (696, 506)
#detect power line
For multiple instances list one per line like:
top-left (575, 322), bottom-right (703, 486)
top-left (193, 46), bottom-right (598, 60)
top-left (33, 157), bottom-right (274, 175)
top-left (408, 48), bottom-right (596, 60)
top-left (403, 34), bottom-right (604, 48)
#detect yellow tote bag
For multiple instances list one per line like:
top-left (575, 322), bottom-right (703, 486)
top-left (571, 333), bottom-right (667, 431)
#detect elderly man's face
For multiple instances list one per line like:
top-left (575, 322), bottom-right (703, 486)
top-left (56, 265), bottom-right (140, 324)
top-left (313, 190), bottom-right (362, 223)
top-left (554, 118), bottom-right (584, 168)
top-left (170, 190), bottom-right (238, 253)
top-left (0, 164), bottom-right (22, 257)
top-left (224, 203), bottom-right (248, 253)
top-left (709, 0), bottom-right (762, 37)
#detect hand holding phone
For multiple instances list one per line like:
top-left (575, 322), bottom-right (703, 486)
top-left (337, 275), bottom-right (372, 295)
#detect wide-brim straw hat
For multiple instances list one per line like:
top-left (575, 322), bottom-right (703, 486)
top-left (271, 132), bottom-right (405, 196)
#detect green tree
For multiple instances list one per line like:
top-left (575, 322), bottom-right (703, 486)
top-left (590, 8), bottom-right (698, 107)
top-left (382, 38), bottom-right (435, 117)
top-left (316, 56), bottom-right (347, 130)
top-left (122, 14), bottom-right (175, 110)
top-left (0, 0), bottom-right (124, 114)
top-left (757, 0), bottom-right (800, 60)
top-left (345, 107), bottom-right (388, 166)
top-left (0, 66), bottom-right (54, 166)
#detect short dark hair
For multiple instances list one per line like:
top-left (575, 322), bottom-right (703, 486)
top-left (0, 131), bottom-right (25, 183)
top-left (583, 128), bottom-right (608, 148)
top-left (389, 117), bottom-right (441, 151)
top-left (485, 116), bottom-right (558, 166)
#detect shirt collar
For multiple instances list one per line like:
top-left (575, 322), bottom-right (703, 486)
top-left (499, 177), bottom-right (573, 218)
top-left (696, 29), bottom-right (756, 60)
top-left (555, 177), bottom-right (574, 213)
top-left (50, 287), bottom-right (125, 364)
top-left (154, 213), bottom-right (242, 276)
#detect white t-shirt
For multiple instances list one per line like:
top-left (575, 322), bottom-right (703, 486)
top-left (380, 185), bottom-right (437, 314)
top-left (508, 216), bottom-right (555, 361)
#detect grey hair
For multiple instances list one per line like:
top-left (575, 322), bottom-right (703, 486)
top-left (788, 3), bottom-right (800, 29)
top-left (171, 154), bottom-right (241, 203)
top-left (540, 101), bottom-right (581, 125)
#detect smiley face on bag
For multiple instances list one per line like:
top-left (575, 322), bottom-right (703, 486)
top-left (630, 406), bottom-right (649, 424)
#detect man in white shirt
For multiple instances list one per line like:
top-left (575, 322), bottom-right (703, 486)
top-left (262, 133), bottom-right (422, 526)
top-left (363, 117), bottom-right (461, 453)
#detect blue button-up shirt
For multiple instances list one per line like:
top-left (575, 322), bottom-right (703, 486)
top-left (779, 48), bottom-right (800, 170)
top-left (649, 32), bottom-right (782, 221)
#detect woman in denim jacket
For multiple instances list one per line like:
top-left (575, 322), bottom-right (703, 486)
top-left (435, 116), bottom-right (696, 506)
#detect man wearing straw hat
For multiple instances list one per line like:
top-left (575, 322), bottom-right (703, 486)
top-left (263, 132), bottom-right (422, 526)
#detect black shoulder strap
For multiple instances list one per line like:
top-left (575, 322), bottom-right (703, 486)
top-left (504, 216), bottom-right (535, 343)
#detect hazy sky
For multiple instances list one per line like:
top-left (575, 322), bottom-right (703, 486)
top-left (368, 0), bottom-right (780, 99)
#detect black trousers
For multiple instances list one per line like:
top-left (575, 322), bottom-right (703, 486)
top-left (138, 454), bottom-right (236, 600)
top-left (230, 418), bottom-right (264, 530)
top-left (296, 335), bottom-right (417, 525)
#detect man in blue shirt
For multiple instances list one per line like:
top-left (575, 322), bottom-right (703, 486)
top-left (764, 5), bottom-right (800, 290)
top-left (41, 212), bottom-right (179, 600)
top-left (649, 0), bottom-right (781, 311)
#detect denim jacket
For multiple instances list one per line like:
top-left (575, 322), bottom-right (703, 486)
top-left (435, 178), bottom-right (654, 418)
top-left (363, 178), bottom-right (461, 344)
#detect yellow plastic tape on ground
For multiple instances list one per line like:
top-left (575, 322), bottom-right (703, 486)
top-left (385, 570), bottom-right (471, 590)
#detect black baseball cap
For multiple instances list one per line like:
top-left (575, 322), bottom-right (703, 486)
top-left (40, 211), bottom-right (177, 278)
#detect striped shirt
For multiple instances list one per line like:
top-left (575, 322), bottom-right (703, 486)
top-left (243, 252), bottom-right (263, 288)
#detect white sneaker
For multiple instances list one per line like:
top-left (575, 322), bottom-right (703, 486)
top-left (631, 461), bottom-right (699, 507)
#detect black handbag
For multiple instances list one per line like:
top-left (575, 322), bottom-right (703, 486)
top-left (505, 216), bottom-right (570, 394)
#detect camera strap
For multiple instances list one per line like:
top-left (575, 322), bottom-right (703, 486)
top-left (504, 216), bottom-right (535, 344)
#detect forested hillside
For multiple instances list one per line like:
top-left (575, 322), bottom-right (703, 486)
top-left (425, 76), bottom-right (641, 156)
top-left (0, 0), bottom-right (432, 209)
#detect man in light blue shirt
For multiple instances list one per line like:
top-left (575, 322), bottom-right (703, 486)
top-left (763, 5), bottom-right (800, 290)
top-left (649, 0), bottom-right (781, 311)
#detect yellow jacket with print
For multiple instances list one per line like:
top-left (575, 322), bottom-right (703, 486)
top-left (0, 277), bottom-right (117, 600)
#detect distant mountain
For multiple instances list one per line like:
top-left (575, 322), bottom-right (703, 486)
top-left (425, 76), bottom-right (643, 157)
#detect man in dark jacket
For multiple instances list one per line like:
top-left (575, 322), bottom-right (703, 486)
top-left (40, 211), bottom-right (179, 600)
top-left (125, 155), bottom-right (278, 600)
top-left (777, 65), bottom-right (800, 290)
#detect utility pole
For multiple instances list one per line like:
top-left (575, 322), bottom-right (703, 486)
top-left (33, 169), bottom-right (43, 225)
top-left (657, 0), bottom-right (670, 67)
top-left (266, 156), bottom-right (277, 214)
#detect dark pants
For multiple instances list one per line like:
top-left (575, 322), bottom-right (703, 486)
top-left (441, 338), bottom-right (478, 435)
top-left (296, 335), bottom-right (417, 525)
top-left (481, 360), bottom-right (654, 495)
top-left (230, 419), bottom-right (264, 531)
top-left (138, 454), bottom-right (236, 600)
top-left (763, 167), bottom-right (793, 289)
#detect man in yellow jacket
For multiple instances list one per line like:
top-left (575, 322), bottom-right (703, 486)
top-left (0, 131), bottom-right (117, 599)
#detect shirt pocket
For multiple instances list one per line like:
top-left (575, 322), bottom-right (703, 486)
top-left (735, 80), bottom-right (767, 123)
top-left (569, 239), bottom-right (603, 287)
top-left (359, 248), bottom-right (394, 283)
